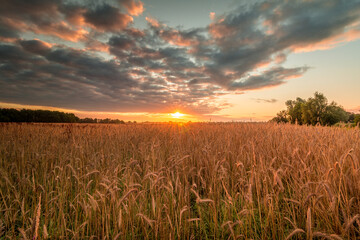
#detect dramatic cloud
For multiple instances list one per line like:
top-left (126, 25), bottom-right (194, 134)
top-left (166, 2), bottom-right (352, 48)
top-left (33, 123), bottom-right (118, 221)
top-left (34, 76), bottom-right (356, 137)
top-left (0, 0), bottom-right (360, 114)
top-left (19, 39), bottom-right (52, 55)
top-left (84, 4), bottom-right (133, 32)
top-left (0, 18), bottom-right (20, 41)
top-left (0, 0), bottom-right (87, 41)
top-left (203, 0), bottom-right (360, 88)
top-left (0, 40), bottom-right (224, 113)
top-left (0, 0), bottom-right (139, 41)
top-left (229, 67), bottom-right (309, 90)
top-left (119, 0), bottom-right (144, 16)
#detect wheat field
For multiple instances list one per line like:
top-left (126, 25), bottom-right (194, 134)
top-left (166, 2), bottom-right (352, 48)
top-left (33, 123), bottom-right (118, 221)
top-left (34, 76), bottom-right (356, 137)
top-left (0, 123), bottom-right (359, 239)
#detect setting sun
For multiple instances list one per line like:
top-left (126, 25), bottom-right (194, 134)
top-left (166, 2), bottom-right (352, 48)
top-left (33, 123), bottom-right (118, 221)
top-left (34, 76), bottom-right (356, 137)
top-left (171, 112), bottom-right (185, 118)
top-left (1, 0), bottom-right (360, 238)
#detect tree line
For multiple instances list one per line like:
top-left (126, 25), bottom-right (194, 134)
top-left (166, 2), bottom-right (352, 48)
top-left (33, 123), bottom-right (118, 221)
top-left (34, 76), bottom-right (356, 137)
top-left (271, 92), bottom-right (360, 126)
top-left (0, 108), bottom-right (134, 124)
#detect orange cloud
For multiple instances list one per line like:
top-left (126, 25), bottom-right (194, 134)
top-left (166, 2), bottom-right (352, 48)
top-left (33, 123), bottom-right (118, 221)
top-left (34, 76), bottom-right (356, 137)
top-left (161, 30), bottom-right (198, 47)
top-left (0, 16), bottom-right (28, 33)
top-left (1, 16), bottom-right (87, 42)
top-left (0, 37), bottom-right (16, 42)
top-left (30, 22), bottom-right (88, 42)
top-left (209, 12), bottom-right (215, 20)
top-left (255, 60), bottom-right (271, 69)
top-left (122, 0), bottom-right (144, 16)
top-left (85, 40), bottom-right (109, 53)
top-left (33, 39), bottom-right (53, 48)
top-left (146, 17), bottom-right (160, 28)
top-left (208, 19), bottom-right (233, 39)
top-left (126, 28), bottom-right (145, 37)
top-left (65, 8), bottom-right (87, 26)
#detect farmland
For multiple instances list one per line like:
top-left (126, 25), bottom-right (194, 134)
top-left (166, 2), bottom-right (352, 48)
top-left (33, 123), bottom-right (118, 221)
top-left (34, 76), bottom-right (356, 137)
top-left (0, 123), bottom-right (360, 239)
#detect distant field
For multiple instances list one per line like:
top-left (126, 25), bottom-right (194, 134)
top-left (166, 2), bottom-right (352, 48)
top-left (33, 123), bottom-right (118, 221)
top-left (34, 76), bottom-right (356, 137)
top-left (0, 123), bottom-right (360, 239)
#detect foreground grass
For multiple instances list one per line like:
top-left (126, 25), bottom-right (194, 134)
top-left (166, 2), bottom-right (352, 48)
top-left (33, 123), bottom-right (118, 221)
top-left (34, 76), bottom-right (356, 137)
top-left (0, 122), bottom-right (359, 239)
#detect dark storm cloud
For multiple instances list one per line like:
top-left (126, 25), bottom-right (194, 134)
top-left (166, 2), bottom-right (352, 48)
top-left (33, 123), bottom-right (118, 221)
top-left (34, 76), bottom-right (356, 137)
top-left (19, 39), bottom-right (52, 55)
top-left (0, 19), bottom-right (20, 40)
top-left (108, 35), bottom-right (134, 50)
top-left (0, 44), bottom-right (44, 65)
top-left (84, 4), bottom-right (133, 32)
top-left (0, 0), bottom-right (59, 17)
top-left (0, 0), bottom-right (360, 113)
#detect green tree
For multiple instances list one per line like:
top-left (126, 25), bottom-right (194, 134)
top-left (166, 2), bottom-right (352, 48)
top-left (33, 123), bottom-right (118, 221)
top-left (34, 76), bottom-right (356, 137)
top-left (354, 114), bottom-right (360, 126)
top-left (286, 97), bottom-right (306, 124)
top-left (322, 103), bottom-right (349, 125)
top-left (272, 92), bottom-right (351, 126)
top-left (347, 112), bottom-right (355, 123)
top-left (271, 110), bottom-right (289, 123)
top-left (301, 92), bottom-right (328, 125)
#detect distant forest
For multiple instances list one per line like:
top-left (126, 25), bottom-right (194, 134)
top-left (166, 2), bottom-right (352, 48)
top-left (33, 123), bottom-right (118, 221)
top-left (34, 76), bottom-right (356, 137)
top-left (0, 108), bottom-right (133, 124)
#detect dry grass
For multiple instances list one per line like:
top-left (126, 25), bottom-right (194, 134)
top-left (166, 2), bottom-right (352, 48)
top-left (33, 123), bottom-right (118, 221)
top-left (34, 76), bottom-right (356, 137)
top-left (0, 122), bottom-right (360, 239)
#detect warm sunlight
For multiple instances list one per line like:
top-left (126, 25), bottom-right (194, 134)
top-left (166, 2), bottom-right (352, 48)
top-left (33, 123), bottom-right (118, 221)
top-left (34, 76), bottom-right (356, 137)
top-left (2, 1), bottom-right (360, 238)
top-left (171, 112), bottom-right (185, 118)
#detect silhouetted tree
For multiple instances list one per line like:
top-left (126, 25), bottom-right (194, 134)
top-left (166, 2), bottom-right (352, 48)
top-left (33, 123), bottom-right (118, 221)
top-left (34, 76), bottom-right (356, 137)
top-left (0, 108), bottom-right (79, 123)
top-left (0, 108), bottom-right (128, 124)
top-left (79, 118), bottom-right (97, 123)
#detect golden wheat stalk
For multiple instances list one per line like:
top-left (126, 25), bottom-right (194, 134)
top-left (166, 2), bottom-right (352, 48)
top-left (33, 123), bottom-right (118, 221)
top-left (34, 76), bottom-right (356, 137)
top-left (33, 195), bottom-right (41, 240)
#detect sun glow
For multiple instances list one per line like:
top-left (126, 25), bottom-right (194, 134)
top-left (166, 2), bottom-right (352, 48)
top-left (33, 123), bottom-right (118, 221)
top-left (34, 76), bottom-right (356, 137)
top-left (171, 112), bottom-right (185, 118)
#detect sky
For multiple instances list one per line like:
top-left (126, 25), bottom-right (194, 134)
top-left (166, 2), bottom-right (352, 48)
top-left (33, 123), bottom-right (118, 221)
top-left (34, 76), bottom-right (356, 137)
top-left (0, 0), bottom-right (359, 122)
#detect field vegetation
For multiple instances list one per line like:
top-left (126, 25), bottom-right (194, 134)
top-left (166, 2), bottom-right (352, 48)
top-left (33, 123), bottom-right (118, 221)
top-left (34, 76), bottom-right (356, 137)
top-left (0, 122), bottom-right (360, 239)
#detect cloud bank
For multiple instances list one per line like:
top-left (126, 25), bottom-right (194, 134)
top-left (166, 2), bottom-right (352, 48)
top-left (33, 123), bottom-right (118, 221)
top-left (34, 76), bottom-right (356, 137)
top-left (0, 0), bottom-right (359, 114)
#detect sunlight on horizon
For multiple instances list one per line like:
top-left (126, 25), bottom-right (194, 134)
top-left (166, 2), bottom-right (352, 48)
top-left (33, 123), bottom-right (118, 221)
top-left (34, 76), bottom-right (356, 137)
top-left (170, 112), bottom-right (185, 118)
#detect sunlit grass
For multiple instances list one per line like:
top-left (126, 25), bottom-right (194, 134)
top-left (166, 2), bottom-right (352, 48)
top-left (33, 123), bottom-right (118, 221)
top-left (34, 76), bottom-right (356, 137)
top-left (0, 122), bottom-right (359, 239)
